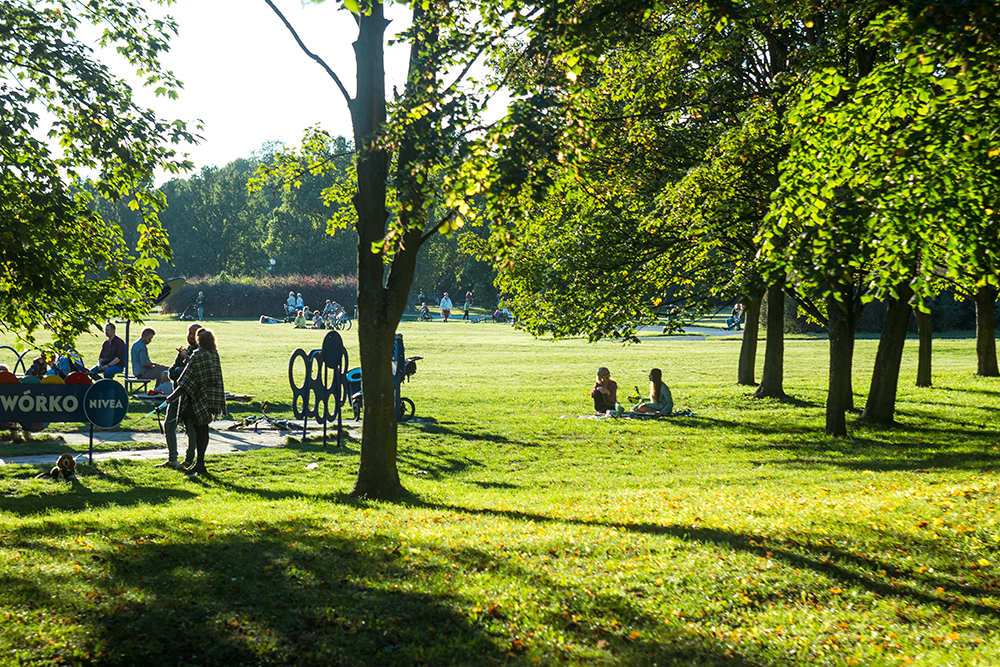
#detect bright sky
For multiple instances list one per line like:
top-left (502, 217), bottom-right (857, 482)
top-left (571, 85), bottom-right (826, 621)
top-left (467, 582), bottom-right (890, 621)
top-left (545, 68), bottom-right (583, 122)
top-left (127, 0), bottom-right (414, 178)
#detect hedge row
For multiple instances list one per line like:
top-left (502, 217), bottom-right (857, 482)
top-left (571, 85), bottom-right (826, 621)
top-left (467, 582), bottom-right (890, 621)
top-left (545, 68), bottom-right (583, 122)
top-left (161, 274), bottom-right (358, 319)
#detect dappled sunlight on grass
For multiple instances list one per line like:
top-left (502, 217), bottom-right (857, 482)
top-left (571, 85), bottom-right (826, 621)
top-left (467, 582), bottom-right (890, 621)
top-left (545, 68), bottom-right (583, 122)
top-left (2, 323), bottom-right (1000, 664)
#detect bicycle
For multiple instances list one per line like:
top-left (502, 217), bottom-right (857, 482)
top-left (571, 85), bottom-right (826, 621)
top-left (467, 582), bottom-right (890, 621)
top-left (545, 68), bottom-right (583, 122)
top-left (227, 402), bottom-right (300, 432)
top-left (324, 311), bottom-right (352, 331)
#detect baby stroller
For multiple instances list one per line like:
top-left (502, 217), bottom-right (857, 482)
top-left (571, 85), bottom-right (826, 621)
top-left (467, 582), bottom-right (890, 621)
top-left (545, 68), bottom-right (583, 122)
top-left (345, 367), bottom-right (417, 421)
top-left (179, 302), bottom-right (199, 321)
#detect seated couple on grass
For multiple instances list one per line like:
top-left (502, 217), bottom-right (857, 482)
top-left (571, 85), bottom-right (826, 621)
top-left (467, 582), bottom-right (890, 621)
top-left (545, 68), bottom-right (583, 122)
top-left (591, 367), bottom-right (673, 416)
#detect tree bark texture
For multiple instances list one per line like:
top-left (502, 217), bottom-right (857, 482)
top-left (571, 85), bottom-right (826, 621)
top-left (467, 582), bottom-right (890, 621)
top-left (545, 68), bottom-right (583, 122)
top-left (862, 285), bottom-right (913, 424)
top-left (737, 297), bottom-right (761, 386)
top-left (826, 290), bottom-right (855, 436)
top-left (975, 285), bottom-right (999, 377)
top-left (915, 309), bottom-right (932, 387)
top-left (755, 283), bottom-right (786, 398)
top-left (350, 4), bottom-right (404, 500)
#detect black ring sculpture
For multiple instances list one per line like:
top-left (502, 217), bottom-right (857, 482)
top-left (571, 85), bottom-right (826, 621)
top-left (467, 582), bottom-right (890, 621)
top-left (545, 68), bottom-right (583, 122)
top-left (288, 330), bottom-right (349, 446)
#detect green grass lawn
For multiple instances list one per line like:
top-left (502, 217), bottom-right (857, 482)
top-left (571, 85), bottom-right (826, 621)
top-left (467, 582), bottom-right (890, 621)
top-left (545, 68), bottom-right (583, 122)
top-left (2, 319), bottom-right (999, 665)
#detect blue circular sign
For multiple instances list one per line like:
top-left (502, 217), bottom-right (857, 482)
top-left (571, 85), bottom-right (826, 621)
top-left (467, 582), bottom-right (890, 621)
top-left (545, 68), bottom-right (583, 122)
top-left (83, 379), bottom-right (130, 428)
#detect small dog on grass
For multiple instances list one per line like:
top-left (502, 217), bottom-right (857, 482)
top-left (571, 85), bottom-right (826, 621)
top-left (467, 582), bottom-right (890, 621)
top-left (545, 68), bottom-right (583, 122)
top-left (36, 453), bottom-right (78, 482)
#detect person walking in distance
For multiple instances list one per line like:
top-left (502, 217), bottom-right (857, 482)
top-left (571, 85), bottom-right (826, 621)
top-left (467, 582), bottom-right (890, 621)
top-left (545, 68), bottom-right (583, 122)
top-left (439, 292), bottom-right (454, 323)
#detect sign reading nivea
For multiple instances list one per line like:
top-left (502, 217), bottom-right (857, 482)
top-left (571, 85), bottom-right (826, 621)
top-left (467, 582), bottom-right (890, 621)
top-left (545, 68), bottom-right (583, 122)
top-left (0, 379), bottom-right (129, 428)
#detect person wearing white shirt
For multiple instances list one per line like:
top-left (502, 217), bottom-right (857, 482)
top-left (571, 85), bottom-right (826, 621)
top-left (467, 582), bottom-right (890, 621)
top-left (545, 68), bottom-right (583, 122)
top-left (439, 293), bottom-right (454, 323)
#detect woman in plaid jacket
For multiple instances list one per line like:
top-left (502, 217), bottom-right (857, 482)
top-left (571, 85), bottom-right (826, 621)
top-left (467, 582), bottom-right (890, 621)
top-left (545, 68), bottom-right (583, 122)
top-left (167, 328), bottom-right (226, 475)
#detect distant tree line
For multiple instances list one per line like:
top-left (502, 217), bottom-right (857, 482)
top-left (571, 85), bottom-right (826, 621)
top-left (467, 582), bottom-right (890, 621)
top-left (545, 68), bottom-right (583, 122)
top-left (93, 137), bottom-right (499, 312)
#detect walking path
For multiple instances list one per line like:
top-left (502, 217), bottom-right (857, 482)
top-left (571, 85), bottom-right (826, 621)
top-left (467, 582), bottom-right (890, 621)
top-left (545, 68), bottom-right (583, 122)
top-left (0, 419), bottom-right (361, 467)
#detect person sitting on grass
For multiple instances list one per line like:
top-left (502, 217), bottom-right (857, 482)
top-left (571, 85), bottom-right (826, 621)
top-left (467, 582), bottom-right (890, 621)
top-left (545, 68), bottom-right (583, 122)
top-left (726, 303), bottom-right (744, 331)
top-left (294, 310), bottom-right (308, 328)
top-left (312, 310), bottom-right (325, 329)
top-left (591, 366), bottom-right (618, 414)
top-left (634, 368), bottom-right (673, 414)
top-left (153, 370), bottom-right (173, 395)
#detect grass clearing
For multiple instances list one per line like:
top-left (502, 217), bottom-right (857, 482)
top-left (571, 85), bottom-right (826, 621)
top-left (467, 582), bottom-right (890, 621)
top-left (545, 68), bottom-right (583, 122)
top-left (2, 319), bottom-right (999, 665)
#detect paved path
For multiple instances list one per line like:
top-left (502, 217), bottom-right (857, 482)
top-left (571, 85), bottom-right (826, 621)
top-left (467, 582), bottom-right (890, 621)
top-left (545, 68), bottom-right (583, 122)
top-left (0, 419), bottom-right (361, 467)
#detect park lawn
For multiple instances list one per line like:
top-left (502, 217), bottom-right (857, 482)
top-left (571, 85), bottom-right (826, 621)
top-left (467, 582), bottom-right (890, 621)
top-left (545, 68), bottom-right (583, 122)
top-left (1, 320), bottom-right (999, 665)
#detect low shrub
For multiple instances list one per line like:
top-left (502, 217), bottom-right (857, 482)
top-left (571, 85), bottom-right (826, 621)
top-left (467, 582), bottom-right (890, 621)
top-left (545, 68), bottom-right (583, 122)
top-left (161, 274), bottom-right (358, 319)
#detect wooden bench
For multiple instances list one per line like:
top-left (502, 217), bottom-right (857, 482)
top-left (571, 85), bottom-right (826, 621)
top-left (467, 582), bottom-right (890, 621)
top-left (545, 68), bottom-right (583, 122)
top-left (123, 376), bottom-right (153, 394)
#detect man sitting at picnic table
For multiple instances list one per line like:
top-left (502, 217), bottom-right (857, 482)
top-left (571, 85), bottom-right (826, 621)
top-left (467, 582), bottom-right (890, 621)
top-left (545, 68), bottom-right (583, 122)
top-left (90, 323), bottom-right (127, 379)
top-left (131, 327), bottom-right (168, 380)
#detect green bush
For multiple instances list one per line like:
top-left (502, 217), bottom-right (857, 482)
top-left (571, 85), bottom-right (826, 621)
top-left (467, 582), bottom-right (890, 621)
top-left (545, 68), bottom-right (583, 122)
top-left (161, 274), bottom-right (358, 319)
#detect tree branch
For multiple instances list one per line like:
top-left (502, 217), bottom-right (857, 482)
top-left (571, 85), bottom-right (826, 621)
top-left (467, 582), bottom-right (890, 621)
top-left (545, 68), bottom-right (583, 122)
top-left (420, 208), bottom-right (459, 246)
top-left (264, 0), bottom-right (353, 108)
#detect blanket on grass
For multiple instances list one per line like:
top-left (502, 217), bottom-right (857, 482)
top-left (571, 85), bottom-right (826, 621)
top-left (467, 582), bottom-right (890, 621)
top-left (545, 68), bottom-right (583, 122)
top-left (567, 409), bottom-right (696, 420)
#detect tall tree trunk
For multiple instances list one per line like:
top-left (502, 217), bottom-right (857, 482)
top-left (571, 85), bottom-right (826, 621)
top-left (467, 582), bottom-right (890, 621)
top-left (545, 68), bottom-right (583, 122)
top-left (862, 286), bottom-right (913, 424)
top-left (915, 308), bottom-right (932, 387)
top-left (755, 283), bottom-right (786, 398)
top-left (826, 288), bottom-right (855, 436)
top-left (351, 4), bottom-right (404, 500)
top-left (975, 284), bottom-right (999, 377)
top-left (738, 297), bottom-right (761, 385)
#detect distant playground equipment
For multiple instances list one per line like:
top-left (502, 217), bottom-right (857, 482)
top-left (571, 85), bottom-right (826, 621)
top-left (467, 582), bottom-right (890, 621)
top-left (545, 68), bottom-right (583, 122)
top-left (346, 333), bottom-right (421, 423)
top-left (285, 330), bottom-right (351, 446)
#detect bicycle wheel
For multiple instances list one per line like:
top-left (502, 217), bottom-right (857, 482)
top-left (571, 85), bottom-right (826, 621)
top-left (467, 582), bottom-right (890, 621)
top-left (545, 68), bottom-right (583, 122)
top-left (399, 397), bottom-right (415, 421)
top-left (341, 318), bottom-right (352, 331)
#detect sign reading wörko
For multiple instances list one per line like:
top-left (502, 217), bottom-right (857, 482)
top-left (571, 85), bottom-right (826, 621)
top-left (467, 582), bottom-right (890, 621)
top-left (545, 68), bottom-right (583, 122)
top-left (0, 379), bottom-right (129, 428)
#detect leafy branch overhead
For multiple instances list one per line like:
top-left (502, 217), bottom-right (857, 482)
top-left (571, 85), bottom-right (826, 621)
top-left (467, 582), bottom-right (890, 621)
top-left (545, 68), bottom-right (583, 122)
top-left (0, 0), bottom-right (200, 345)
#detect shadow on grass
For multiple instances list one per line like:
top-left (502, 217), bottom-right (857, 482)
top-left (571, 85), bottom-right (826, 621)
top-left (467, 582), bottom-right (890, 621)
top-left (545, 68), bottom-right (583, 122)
top-left (467, 480), bottom-right (519, 490)
top-left (741, 392), bottom-right (819, 409)
top-left (673, 414), bottom-right (813, 437)
top-left (1, 514), bottom-right (782, 667)
top-left (735, 429), bottom-right (1000, 473)
top-left (0, 467), bottom-right (198, 517)
top-left (406, 419), bottom-right (540, 447)
top-left (1, 520), bottom-right (505, 666)
top-left (414, 500), bottom-right (1000, 625)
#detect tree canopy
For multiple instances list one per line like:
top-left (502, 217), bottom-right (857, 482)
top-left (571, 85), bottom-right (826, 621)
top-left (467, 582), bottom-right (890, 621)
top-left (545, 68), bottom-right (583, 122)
top-left (0, 0), bottom-right (196, 345)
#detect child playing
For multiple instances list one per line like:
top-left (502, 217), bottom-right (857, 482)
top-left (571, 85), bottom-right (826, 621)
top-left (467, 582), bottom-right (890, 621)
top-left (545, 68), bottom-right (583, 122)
top-left (634, 368), bottom-right (673, 414)
top-left (153, 370), bottom-right (173, 395)
top-left (591, 367), bottom-right (619, 413)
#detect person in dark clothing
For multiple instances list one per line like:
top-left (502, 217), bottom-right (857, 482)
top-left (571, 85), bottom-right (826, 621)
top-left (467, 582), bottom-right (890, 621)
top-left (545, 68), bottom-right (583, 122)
top-left (89, 323), bottom-right (126, 378)
top-left (167, 327), bottom-right (226, 476)
top-left (155, 322), bottom-right (201, 469)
